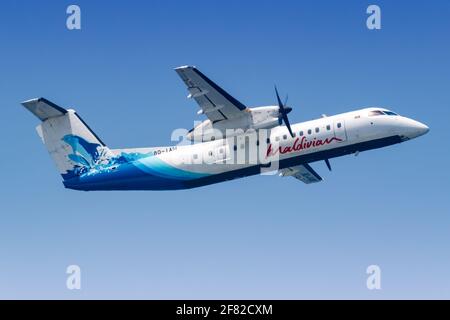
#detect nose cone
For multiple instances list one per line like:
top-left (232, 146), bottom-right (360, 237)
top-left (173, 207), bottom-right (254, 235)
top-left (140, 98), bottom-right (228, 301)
top-left (415, 121), bottom-right (430, 136)
top-left (402, 118), bottom-right (429, 140)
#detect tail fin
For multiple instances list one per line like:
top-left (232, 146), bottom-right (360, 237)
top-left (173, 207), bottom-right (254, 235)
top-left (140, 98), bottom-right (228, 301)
top-left (21, 98), bottom-right (113, 180)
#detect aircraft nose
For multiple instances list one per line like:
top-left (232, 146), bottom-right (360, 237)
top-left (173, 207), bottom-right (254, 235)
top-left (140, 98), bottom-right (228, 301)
top-left (402, 118), bottom-right (429, 139)
top-left (416, 121), bottom-right (430, 136)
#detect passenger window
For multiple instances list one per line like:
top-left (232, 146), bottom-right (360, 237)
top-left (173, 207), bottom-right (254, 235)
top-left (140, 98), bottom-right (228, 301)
top-left (299, 131), bottom-right (303, 136)
top-left (219, 148), bottom-right (224, 154)
top-left (283, 134), bottom-right (287, 140)
top-left (326, 125), bottom-right (331, 131)
top-left (233, 145), bottom-right (237, 151)
top-left (337, 123), bottom-right (342, 128)
top-left (193, 154), bottom-right (198, 160)
top-left (308, 129), bottom-right (312, 135)
top-left (266, 138), bottom-right (271, 144)
top-left (208, 151), bottom-right (213, 156)
top-left (275, 136), bottom-right (280, 142)
top-left (315, 127), bottom-right (319, 133)
top-left (211, 136), bottom-right (215, 141)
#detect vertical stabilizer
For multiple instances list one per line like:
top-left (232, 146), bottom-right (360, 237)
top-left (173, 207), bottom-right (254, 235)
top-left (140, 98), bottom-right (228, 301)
top-left (21, 98), bottom-right (112, 180)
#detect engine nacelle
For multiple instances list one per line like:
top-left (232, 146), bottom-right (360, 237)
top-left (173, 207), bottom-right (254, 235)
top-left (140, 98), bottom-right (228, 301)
top-left (251, 117), bottom-right (279, 130)
top-left (249, 106), bottom-right (280, 129)
top-left (186, 116), bottom-right (251, 142)
top-left (186, 106), bottom-right (281, 142)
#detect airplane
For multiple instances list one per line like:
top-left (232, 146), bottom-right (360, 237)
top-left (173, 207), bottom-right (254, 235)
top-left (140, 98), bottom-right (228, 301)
top-left (21, 66), bottom-right (429, 191)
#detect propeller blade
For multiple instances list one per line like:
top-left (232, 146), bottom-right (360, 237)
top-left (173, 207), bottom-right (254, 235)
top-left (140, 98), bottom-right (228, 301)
top-left (283, 112), bottom-right (294, 138)
top-left (275, 86), bottom-right (283, 108)
top-left (324, 159), bottom-right (332, 171)
top-left (283, 94), bottom-right (289, 106)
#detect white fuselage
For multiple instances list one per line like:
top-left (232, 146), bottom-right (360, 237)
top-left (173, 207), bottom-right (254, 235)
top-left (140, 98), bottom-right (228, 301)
top-left (65, 106), bottom-right (429, 190)
top-left (149, 107), bottom-right (428, 176)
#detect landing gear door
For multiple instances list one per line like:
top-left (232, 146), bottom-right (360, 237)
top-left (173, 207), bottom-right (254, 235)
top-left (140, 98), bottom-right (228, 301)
top-left (334, 120), bottom-right (347, 142)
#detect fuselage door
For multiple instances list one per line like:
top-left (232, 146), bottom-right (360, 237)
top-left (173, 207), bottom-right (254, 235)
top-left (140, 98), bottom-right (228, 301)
top-left (334, 119), bottom-right (347, 142)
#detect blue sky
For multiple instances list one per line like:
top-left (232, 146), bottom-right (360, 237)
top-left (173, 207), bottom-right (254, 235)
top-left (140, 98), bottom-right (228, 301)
top-left (0, 0), bottom-right (449, 299)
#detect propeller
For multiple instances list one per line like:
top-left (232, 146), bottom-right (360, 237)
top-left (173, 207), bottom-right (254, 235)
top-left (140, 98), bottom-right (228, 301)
top-left (275, 86), bottom-right (294, 138)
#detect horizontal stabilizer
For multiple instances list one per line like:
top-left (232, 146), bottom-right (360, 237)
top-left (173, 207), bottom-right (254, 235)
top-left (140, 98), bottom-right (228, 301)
top-left (21, 97), bottom-right (68, 121)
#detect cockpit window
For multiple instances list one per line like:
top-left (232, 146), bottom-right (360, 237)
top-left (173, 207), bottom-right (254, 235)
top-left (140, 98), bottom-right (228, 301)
top-left (369, 109), bottom-right (399, 117)
top-left (369, 110), bottom-right (385, 116)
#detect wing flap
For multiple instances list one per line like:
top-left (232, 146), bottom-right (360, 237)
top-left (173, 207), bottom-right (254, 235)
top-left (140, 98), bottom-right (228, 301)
top-left (280, 163), bottom-right (323, 184)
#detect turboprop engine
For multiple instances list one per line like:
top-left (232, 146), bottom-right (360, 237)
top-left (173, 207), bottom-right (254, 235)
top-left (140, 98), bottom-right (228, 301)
top-left (186, 105), bottom-right (285, 142)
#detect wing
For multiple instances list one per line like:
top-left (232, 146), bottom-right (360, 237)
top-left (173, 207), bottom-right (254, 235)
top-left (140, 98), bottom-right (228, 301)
top-left (175, 66), bottom-right (248, 122)
top-left (279, 164), bottom-right (323, 184)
